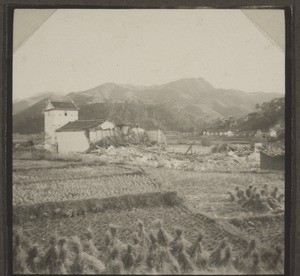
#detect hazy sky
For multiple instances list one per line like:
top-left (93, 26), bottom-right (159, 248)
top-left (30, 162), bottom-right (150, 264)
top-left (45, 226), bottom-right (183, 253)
top-left (13, 9), bottom-right (285, 100)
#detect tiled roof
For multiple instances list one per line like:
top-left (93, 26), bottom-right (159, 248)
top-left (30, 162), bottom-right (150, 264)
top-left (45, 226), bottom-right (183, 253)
top-left (115, 122), bottom-right (132, 127)
top-left (47, 101), bottom-right (78, 110)
top-left (56, 120), bottom-right (104, 132)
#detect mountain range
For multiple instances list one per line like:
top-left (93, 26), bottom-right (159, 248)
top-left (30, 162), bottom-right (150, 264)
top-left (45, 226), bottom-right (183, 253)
top-left (13, 78), bottom-right (282, 134)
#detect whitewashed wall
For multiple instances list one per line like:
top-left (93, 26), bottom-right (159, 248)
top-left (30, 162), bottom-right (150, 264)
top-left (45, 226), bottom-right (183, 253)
top-left (56, 131), bottom-right (89, 153)
top-left (44, 109), bottom-right (78, 147)
top-left (89, 129), bottom-right (115, 144)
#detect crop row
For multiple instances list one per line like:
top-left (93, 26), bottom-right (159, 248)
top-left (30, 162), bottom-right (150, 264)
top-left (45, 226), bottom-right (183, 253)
top-left (13, 159), bottom-right (73, 170)
top-left (13, 164), bottom-right (137, 184)
top-left (13, 174), bottom-right (160, 206)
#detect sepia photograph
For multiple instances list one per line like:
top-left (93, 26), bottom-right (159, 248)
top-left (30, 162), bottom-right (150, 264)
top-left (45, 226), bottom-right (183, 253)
top-left (12, 8), bottom-right (286, 274)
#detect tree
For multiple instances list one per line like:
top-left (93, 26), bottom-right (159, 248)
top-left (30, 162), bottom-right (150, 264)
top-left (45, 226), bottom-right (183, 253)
top-left (238, 97), bottom-right (284, 131)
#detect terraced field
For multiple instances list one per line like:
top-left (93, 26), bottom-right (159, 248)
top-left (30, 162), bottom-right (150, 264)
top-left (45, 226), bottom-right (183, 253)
top-left (13, 165), bottom-right (160, 205)
top-left (13, 164), bottom-right (138, 184)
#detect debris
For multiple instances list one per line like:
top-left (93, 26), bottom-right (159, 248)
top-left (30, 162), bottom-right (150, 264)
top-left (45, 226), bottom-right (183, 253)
top-left (89, 144), bottom-right (260, 172)
top-left (259, 145), bottom-right (285, 157)
top-left (185, 141), bottom-right (195, 155)
top-left (89, 134), bottom-right (153, 151)
top-left (211, 143), bottom-right (254, 157)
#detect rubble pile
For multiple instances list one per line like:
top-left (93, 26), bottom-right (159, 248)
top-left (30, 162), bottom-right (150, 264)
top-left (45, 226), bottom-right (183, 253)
top-left (233, 145), bottom-right (254, 157)
top-left (201, 153), bottom-right (259, 172)
top-left (211, 143), bottom-right (253, 157)
top-left (259, 145), bottom-right (285, 156)
top-left (90, 145), bottom-right (191, 170)
top-left (89, 135), bottom-right (154, 151)
top-left (211, 143), bottom-right (229, 154)
top-left (89, 144), bottom-right (260, 172)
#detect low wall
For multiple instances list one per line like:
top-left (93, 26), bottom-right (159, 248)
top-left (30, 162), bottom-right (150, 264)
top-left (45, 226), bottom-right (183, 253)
top-left (13, 191), bottom-right (182, 224)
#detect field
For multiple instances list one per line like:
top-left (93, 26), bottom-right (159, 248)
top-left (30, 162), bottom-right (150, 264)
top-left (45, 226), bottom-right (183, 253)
top-left (13, 165), bottom-right (158, 206)
top-left (147, 168), bottom-right (284, 218)
top-left (12, 139), bottom-right (285, 274)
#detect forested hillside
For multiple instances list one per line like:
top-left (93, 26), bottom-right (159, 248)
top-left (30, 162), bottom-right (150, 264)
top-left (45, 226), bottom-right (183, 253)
top-left (13, 78), bottom-right (282, 134)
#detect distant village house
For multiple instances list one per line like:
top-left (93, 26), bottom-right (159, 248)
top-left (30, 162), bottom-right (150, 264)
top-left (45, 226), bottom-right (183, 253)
top-left (254, 129), bottom-right (268, 140)
top-left (226, 130), bottom-right (234, 137)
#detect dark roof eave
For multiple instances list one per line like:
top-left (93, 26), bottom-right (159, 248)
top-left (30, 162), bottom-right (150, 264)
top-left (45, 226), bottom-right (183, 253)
top-left (56, 129), bottom-right (86, 132)
top-left (55, 119), bottom-right (106, 132)
top-left (44, 108), bottom-right (79, 111)
top-left (116, 122), bottom-right (131, 127)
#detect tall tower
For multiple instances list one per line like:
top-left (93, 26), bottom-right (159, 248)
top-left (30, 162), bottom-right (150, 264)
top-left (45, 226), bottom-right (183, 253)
top-left (44, 99), bottom-right (79, 150)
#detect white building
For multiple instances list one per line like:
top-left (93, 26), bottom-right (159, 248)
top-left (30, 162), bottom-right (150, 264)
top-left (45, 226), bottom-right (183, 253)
top-left (44, 100), bottom-right (79, 150)
top-left (226, 130), bottom-right (234, 137)
top-left (269, 129), bottom-right (278, 138)
top-left (55, 120), bottom-right (116, 153)
top-left (254, 129), bottom-right (268, 140)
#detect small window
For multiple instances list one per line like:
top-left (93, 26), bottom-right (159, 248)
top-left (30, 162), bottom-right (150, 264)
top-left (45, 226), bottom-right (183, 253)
top-left (65, 112), bottom-right (67, 116)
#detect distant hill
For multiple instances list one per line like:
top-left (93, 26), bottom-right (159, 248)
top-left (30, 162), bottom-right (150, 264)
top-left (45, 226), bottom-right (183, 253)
top-left (13, 92), bottom-right (66, 115)
top-left (13, 78), bottom-right (282, 134)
